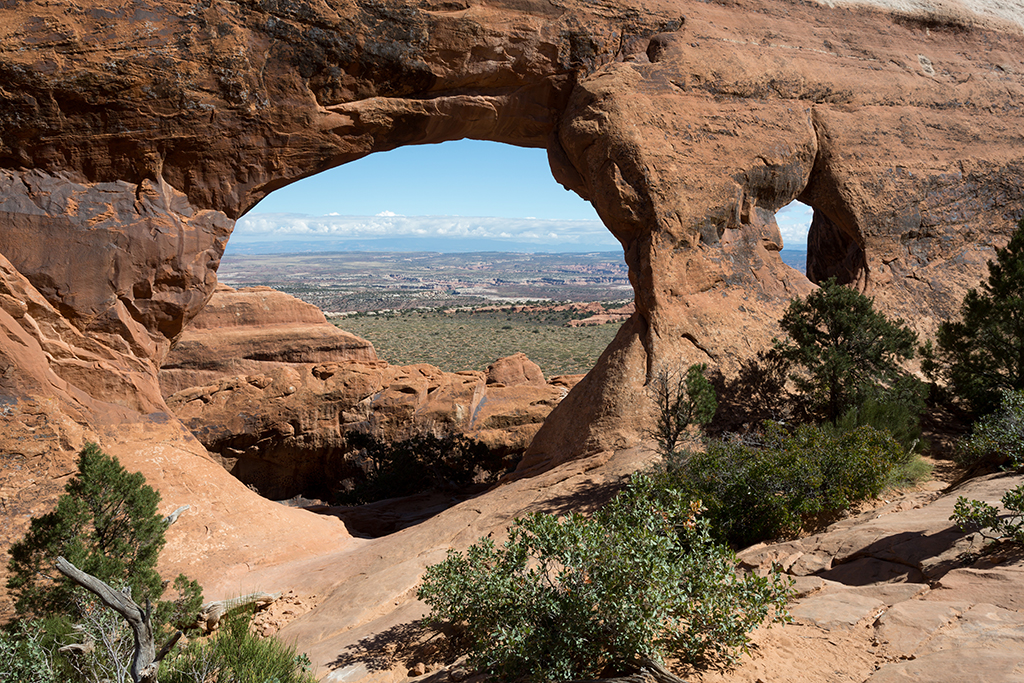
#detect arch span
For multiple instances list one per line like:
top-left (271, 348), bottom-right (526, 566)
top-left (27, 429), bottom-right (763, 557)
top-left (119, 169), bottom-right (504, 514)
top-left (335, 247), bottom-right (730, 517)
top-left (0, 0), bottom-right (1023, 475)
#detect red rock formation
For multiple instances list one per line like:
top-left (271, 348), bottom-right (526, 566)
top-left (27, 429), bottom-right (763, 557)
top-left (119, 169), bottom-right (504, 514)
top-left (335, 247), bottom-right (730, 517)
top-left (160, 287), bottom-right (575, 498)
top-left (485, 351), bottom-right (545, 387)
top-left (1, 0), bottom-right (1024, 678)
top-left (0, 0), bottom-right (1021, 473)
top-left (160, 284), bottom-right (377, 394)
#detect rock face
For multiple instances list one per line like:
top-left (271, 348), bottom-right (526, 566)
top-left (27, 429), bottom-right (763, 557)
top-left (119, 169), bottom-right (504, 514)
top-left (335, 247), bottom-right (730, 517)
top-left (161, 286), bottom-right (575, 499)
top-left (1, 0), bottom-right (1024, 678)
top-left (160, 284), bottom-right (378, 395)
top-left (717, 472), bottom-right (1024, 683)
top-left (0, 0), bottom-right (1022, 470)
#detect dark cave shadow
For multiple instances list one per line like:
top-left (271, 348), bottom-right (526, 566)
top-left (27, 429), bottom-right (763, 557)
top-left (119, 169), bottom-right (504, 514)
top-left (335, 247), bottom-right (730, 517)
top-left (304, 489), bottom-right (483, 539)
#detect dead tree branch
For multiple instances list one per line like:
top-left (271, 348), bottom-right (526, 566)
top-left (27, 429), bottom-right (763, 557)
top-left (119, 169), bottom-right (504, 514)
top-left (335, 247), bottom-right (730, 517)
top-left (55, 556), bottom-right (182, 683)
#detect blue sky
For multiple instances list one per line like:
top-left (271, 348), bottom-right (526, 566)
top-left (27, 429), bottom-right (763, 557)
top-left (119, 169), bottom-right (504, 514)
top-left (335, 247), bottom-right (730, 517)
top-left (233, 139), bottom-right (811, 251)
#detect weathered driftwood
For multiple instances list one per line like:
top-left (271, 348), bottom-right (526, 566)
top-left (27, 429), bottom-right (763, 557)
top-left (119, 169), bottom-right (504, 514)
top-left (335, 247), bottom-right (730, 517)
top-left (55, 556), bottom-right (182, 683)
top-left (163, 504), bottom-right (190, 526)
top-left (198, 591), bottom-right (280, 631)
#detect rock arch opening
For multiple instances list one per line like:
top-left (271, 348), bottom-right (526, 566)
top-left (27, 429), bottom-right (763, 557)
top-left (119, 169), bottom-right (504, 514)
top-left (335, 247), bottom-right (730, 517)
top-left (776, 200), bottom-right (813, 276)
top-left (804, 205), bottom-right (869, 289)
top-left (160, 139), bottom-right (632, 530)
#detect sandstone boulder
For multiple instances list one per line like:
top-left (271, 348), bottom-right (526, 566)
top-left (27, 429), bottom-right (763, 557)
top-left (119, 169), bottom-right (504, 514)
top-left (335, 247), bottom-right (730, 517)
top-left (485, 352), bottom-right (545, 387)
top-left (160, 284), bottom-right (377, 395)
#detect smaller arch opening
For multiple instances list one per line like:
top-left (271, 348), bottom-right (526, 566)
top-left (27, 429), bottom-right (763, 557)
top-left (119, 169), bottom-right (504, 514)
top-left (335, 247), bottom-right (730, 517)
top-left (777, 200), bottom-right (812, 275)
top-left (776, 199), bottom-right (869, 288)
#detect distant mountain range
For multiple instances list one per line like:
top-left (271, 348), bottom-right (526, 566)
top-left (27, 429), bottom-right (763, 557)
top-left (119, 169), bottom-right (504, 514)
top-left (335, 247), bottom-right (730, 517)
top-left (224, 237), bottom-right (618, 255)
top-left (780, 249), bottom-right (806, 273)
top-left (226, 238), bottom-right (810, 271)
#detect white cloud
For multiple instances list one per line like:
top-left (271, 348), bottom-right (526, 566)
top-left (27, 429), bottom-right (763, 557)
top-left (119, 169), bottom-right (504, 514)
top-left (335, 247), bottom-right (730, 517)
top-left (775, 201), bottom-right (813, 249)
top-left (233, 213), bottom-right (616, 247)
top-left (234, 206), bottom-right (815, 250)
top-left (375, 210), bottom-right (400, 217)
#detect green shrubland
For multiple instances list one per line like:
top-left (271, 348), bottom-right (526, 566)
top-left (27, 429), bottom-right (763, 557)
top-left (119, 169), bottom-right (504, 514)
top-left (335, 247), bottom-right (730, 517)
top-left (660, 422), bottom-right (915, 547)
top-left (417, 474), bottom-right (792, 682)
top-left (2, 443), bottom-right (314, 683)
top-left (951, 483), bottom-right (1024, 546)
top-left (161, 606), bottom-right (316, 683)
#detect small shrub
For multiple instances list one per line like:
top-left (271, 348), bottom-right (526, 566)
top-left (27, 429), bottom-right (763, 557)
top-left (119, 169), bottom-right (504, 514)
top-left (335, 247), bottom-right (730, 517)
top-left (664, 423), bottom-right (913, 546)
top-left (648, 364), bottom-right (718, 456)
top-left (162, 606), bottom-right (317, 683)
top-left (922, 219), bottom-right (1024, 416)
top-left (6, 443), bottom-right (204, 629)
top-left (416, 474), bottom-right (792, 681)
top-left (0, 620), bottom-right (56, 683)
top-left (770, 277), bottom-right (922, 424)
top-left (957, 389), bottom-right (1024, 469)
top-left (950, 483), bottom-right (1024, 545)
top-left (336, 432), bottom-right (513, 505)
top-left (836, 390), bottom-right (925, 454)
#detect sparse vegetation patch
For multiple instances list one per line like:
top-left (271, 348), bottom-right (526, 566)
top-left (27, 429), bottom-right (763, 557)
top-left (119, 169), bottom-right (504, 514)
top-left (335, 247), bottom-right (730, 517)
top-left (337, 305), bottom-right (624, 375)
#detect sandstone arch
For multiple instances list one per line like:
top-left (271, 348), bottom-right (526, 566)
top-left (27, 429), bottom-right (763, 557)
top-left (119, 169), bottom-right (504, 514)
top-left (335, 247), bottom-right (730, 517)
top-left (2, 0), bottom-right (1024, 674)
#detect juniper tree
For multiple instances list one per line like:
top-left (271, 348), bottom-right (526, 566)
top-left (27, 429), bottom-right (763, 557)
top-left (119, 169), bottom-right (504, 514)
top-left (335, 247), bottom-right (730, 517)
top-left (772, 277), bottom-right (921, 424)
top-left (922, 219), bottom-right (1024, 415)
top-left (6, 443), bottom-right (201, 625)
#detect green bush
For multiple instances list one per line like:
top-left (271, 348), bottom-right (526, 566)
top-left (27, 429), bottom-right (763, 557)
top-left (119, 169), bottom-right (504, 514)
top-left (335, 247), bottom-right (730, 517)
top-left (0, 620), bottom-right (56, 683)
top-left (664, 423), bottom-right (913, 547)
top-left (336, 432), bottom-right (513, 505)
top-left (836, 391), bottom-right (925, 454)
top-left (770, 277), bottom-right (923, 424)
top-left (7, 443), bottom-right (167, 618)
top-left (417, 475), bottom-right (792, 681)
top-left (951, 483), bottom-right (1024, 545)
top-left (957, 389), bottom-right (1024, 468)
top-left (6, 443), bottom-right (203, 628)
top-left (161, 606), bottom-right (317, 683)
top-left (4, 443), bottom-right (204, 683)
top-left (922, 219), bottom-right (1024, 415)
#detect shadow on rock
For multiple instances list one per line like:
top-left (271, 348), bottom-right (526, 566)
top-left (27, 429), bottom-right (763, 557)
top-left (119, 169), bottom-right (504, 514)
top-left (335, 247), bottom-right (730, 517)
top-left (330, 619), bottom-right (461, 674)
top-left (820, 526), bottom-right (972, 586)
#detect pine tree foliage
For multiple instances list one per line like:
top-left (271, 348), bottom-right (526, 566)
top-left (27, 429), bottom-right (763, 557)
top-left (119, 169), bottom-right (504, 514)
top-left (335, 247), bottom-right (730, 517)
top-left (772, 277), bottom-right (920, 423)
top-left (923, 219), bottom-right (1024, 415)
top-left (7, 443), bottom-right (174, 619)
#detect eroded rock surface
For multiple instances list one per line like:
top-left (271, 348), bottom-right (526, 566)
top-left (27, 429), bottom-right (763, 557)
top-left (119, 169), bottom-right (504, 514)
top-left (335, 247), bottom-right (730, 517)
top-left (0, 0), bottom-right (1022, 471)
top-left (160, 284), bottom-right (378, 395)
top-left (161, 286), bottom-right (576, 498)
top-left (710, 472), bottom-right (1024, 683)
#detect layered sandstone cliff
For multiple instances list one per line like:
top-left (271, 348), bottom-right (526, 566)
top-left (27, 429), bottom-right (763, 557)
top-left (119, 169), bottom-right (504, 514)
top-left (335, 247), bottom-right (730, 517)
top-left (160, 286), bottom-right (577, 499)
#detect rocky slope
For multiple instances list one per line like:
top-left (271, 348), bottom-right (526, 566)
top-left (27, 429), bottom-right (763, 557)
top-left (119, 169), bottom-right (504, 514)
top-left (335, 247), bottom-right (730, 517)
top-left (208, 456), bottom-right (1024, 683)
top-left (161, 286), bottom-right (578, 499)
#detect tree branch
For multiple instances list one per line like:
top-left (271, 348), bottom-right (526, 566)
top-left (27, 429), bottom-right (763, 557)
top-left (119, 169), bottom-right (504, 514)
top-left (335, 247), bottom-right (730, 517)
top-left (55, 556), bottom-right (165, 683)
